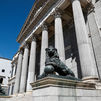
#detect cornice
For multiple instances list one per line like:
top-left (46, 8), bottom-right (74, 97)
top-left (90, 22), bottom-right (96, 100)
top-left (16, 0), bottom-right (48, 43)
top-left (0, 57), bottom-right (12, 61)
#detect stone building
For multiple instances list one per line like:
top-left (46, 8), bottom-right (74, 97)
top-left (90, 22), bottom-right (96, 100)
top-left (0, 57), bottom-right (12, 94)
top-left (8, 0), bottom-right (101, 98)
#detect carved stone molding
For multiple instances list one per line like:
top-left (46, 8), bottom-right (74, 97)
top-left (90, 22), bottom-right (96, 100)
top-left (31, 35), bottom-right (37, 42)
top-left (41, 23), bottom-right (48, 31)
top-left (86, 2), bottom-right (95, 14)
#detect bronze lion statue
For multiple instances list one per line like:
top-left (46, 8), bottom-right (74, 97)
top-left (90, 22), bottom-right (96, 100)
top-left (38, 46), bottom-right (76, 80)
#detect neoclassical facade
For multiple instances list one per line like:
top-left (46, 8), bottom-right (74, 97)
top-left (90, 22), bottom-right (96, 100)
top-left (9, 0), bottom-right (101, 95)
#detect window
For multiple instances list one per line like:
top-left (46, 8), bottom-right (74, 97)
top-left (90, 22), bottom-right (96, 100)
top-left (96, 0), bottom-right (99, 2)
top-left (0, 78), bottom-right (3, 84)
top-left (2, 69), bottom-right (5, 72)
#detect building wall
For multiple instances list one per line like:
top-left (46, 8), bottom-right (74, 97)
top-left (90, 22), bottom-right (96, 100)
top-left (0, 58), bottom-right (12, 85)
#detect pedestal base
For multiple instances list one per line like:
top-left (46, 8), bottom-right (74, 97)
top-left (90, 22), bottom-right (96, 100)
top-left (31, 77), bottom-right (101, 101)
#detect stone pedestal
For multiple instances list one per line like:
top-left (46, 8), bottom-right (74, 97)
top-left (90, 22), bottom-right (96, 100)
top-left (31, 77), bottom-right (101, 101)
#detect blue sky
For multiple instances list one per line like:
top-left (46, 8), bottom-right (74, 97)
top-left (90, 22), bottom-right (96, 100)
top-left (0, 0), bottom-right (35, 59)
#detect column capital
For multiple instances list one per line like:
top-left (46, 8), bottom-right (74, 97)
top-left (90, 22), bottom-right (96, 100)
top-left (31, 35), bottom-right (37, 42)
top-left (70, 0), bottom-right (79, 3)
top-left (53, 8), bottom-right (62, 18)
top-left (87, 2), bottom-right (95, 14)
top-left (41, 23), bottom-right (48, 31)
top-left (18, 48), bottom-right (23, 55)
top-left (24, 42), bottom-right (29, 49)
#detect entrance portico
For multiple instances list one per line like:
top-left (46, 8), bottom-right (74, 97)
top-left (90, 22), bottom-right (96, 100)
top-left (13, 0), bottom-right (99, 94)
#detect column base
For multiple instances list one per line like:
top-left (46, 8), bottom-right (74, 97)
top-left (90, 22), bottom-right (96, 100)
top-left (26, 90), bottom-right (33, 94)
top-left (82, 76), bottom-right (101, 89)
top-left (0, 96), bottom-right (11, 98)
top-left (13, 91), bottom-right (33, 97)
top-left (96, 82), bottom-right (101, 89)
top-left (82, 76), bottom-right (99, 83)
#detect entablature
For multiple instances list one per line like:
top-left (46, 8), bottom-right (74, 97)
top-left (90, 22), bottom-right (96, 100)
top-left (17, 0), bottom-right (92, 44)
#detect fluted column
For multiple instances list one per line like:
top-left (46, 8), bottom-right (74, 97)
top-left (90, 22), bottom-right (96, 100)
top-left (20, 43), bottom-right (29, 93)
top-left (40, 24), bottom-right (48, 74)
top-left (54, 9), bottom-right (65, 63)
top-left (14, 49), bottom-right (23, 94)
top-left (27, 37), bottom-right (36, 91)
top-left (72, 0), bottom-right (98, 79)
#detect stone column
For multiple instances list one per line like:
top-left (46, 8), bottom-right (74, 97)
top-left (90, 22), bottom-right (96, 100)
top-left (71, 0), bottom-right (98, 79)
top-left (9, 84), bottom-right (12, 95)
top-left (88, 10), bottom-right (101, 79)
top-left (54, 9), bottom-right (65, 63)
top-left (27, 37), bottom-right (36, 91)
top-left (20, 43), bottom-right (29, 93)
top-left (14, 49), bottom-right (23, 94)
top-left (13, 64), bottom-right (16, 77)
top-left (14, 63), bottom-right (17, 75)
top-left (40, 24), bottom-right (48, 74)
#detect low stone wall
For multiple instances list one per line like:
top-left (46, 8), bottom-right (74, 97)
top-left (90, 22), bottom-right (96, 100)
top-left (0, 92), bottom-right (33, 101)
